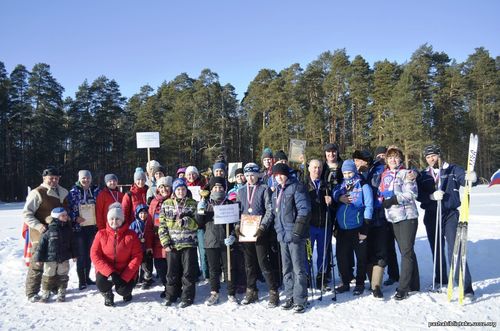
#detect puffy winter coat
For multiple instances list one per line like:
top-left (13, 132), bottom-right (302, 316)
top-left (95, 187), bottom-right (124, 231)
top-left (379, 167), bottom-right (419, 223)
top-left (68, 182), bottom-right (100, 232)
top-left (158, 197), bottom-right (198, 250)
top-left (196, 200), bottom-right (236, 249)
top-left (333, 176), bottom-right (373, 230)
top-left (149, 194), bottom-right (168, 258)
top-left (34, 216), bottom-right (75, 263)
top-left (417, 162), bottom-right (475, 213)
top-left (90, 222), bottom-right (143, 282)
top-left (122, 184), bottom-right (148, 226)
top-left (129, 204), bottom-right (154, 252)
top-left (236, 182), bottom-right (274, 230)
top-left (271, 178), bottom-right (311, 243)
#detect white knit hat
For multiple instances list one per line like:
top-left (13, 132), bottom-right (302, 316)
top-left (185, 166), bottom-right (199, 175)
top-left (107, 202), bottom-right (124, 221)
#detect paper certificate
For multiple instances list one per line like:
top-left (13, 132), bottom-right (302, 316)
top-left (238, 214), bottom-right (262, 242)
top-left (79, 204), bottom-right (96, 226)
top-left (213, 204), bottom-right (240, 224)
top-left (188, 186), bottom-right (201, 201)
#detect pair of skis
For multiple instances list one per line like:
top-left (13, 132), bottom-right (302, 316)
top-left (447, 133), bottom-right (478, 304)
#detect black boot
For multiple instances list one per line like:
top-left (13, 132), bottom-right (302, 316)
top-left (103, 291), bottom-right (115, 307)
top-left (77, 269), bottom-right (86, 290)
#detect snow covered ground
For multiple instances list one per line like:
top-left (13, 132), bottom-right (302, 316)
top-left (0, 185), bottom-right (499, 330)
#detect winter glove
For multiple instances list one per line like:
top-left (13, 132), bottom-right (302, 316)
top-left (253, 225), bottom-right (265, 238)
top-left (430, 190), bottom-right (444, 201)
top-left (224, 235), bottom-right (236, 246)
top-left (197, 199), bottom-right (208, 214)
top-left (382, 195), bottom-right (398, 209)
top-left (111, 272), bottom-right (126, 287)
top-left (465, 171), bottom-right (477, 183)
top-left (380, 190), bottom-right (394, 199)
top-left (235, 224), bottom-right (244, 238)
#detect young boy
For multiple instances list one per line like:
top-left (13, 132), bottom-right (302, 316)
top-left (33, 207), bottom-right (75, 302)
top-left (333, 160), bottom-right (373, 296)
top-left (129, 204), bottom-right (154, 289)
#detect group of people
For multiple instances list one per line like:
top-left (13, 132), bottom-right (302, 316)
top-left (22, 142), bottom-right (478, 312)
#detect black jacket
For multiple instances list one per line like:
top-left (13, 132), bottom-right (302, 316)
top-left (34, 217), bottom-right (75, 263)
top-left (196, 200), bottom-right (236, 249)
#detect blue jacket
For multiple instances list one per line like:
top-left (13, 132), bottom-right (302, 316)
top-left (333, 176), bottom-right (373, 230)
top-left (68, 182), bottom-right (100, 232)
top-left (271, 178), bottom-right (311, 243)
top-left (237, 182), bottom-right (274, 230)
top-left (417, 162), bottom-right (474, 212)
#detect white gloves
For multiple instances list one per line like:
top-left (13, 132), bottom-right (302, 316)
top-left (430, 190), bottom-right (444, 201)
top-left (465, 171), bottom-right (477, 183)
top-left (224, 235), bottom-right (236, 246)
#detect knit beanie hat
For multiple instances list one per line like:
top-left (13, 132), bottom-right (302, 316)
top-left (341, 159), bottom-right (357, 173)
top-left (261, 147), bottom-right (273, 159)
top-left (234, 168), bottom-right (244, 176)
top-left (172, 178), bottom-right (187, 191)
top-left (374, 146), bottom-right (387, 157)
top-left (324, 143), bottom-right (339, 152)
top-left (134, 168), bottom-right (147, 181)
top-left (51, 207), bottom-right (67, 219)
top-left (185, 166), bottom-right (199, 176)
top-left (244, 162), bottom-right (260, 176)
top-left (146, 160), bottom-right (160, 171)
top-left (272, 163), bottom-right (290, 176)
top-left (152, 165), bottom-right (165, 176)
top-left (104, 174), bottom-right (118, 183)
top-left (42, 166), bottom-right (61, 177)
top-left (213, 162), bottom-right (226, 172)
top-left (157, 176), bottom-right (173, 188)
top-left (78, 170), bottom-right (92, 181)
top-left (107, 202), bottom-right (124, 221)
top-left (177, 167), bottom-right (186, 175)
top-left (352, 150), bottom-right (373, 163)
top-left (209, 176), bottom-right (226, 190)
top-left (423, 145), bottom-right (441, 157)
top-left (274, 150), bottom-right (288, 162)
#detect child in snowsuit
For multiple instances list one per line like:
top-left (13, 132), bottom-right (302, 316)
top-left (129, 204), bottom-right (154, 289)
top-left (33, 207), bottom-right (76, 302)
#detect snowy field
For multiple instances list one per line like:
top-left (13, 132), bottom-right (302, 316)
top-left (0, 185), bottom-right (499, 330)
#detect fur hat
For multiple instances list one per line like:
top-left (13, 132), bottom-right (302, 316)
top-left (341, 159), bottom-right (357, 173)
top-left (157, 176), bottom-right (173, 188)
top-left (104, 174), bottom-right (118, 183)
top-left (272, 163), bottom-right (290, 176)
top-left (209, 176), bottom-right (226, 190)
top-left (51, 207), bottom-right (67, 219)
top-left (107, 202), bottom-right (124, 221)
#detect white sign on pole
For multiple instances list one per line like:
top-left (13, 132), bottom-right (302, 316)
top-left (136, 132), bottom-right (160, 149)
top-left (188, 186), bottom-right (201, 201)
top-left (213, 204), bottom-right (240, 224)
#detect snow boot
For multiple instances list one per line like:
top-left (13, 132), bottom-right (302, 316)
top-left (268, 289), bottom-right (280, 308)
top-left (205, 291), bottom-right (219, 306)
top-left (56, 287), bottom-right (67, 302)
top-left (241, 288), bottom-right (258, 305)
top-left (103, 291), bottom-right (115, 307)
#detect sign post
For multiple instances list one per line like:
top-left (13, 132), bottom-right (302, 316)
top-left (136, 132), bottom-right (160, 163)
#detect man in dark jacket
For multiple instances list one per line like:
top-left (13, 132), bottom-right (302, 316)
top-left (271, 163), bottom-right (311, 313)
top-left (418, 145), bottom-right (477, 297)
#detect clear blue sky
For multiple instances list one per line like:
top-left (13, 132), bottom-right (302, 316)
top-left (1, 0), bottom-right (498, 101)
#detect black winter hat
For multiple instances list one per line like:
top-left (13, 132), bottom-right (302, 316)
top-left (272, 163), bottom-right (290, 176)
top-left (152, 165), bottom-right (165, 175)
top-left (424, 145), bottom-right (441, 157)
top-left (42, 166), bottom-right (61, 177)
top-left (352, 150), bottom-right (373, 164)
top-left (234, 168), bottom-right (244, 176)
top-left (324, 143), bottom-right (339, 152)
top-left (374, 146), bottom-right (387, 157)
top-left (274, 150), bottom-right (288, 162)
top-left (209, 176), bottom-right (226, 190)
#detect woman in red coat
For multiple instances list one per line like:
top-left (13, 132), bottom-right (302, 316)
top-left (96, 174), bottom-right (124, 231)
top-left (148, 176), bottom-right (173, 297)
top-left (122, 168), bottom-right (149, 226)
top-left (90, 203), bottom-right (143, 306)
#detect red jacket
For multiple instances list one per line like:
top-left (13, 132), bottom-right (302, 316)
top-left (122, 184), bottom-right (148, 226)
top-left (90, 222), bottom-right (143, 282)
top-left (148, 194), bottom-right (168, 258)
top-left (96, 187), bottom-right (124, 231)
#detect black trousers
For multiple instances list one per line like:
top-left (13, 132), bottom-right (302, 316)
top-left (242, 235), bottom-right (278, 291)
top-left (337, 228), bottom-right (368, 286)
top-left (206, 247), bottom-right (235, 295)
top-left (392, 219), bottom-right (420, 293)
top-left (96, 272), bottom-right (135, 298)
top-left (166, 247), bottom-right (198, 303)
top-left (367, 225), bottom-right (388, 266)
top-left (154, 258), bottom-right (167, 285)
top-left (139, 252), bottom-right (153, 282)
top-left (386, 222), bottom-right (400, 281)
